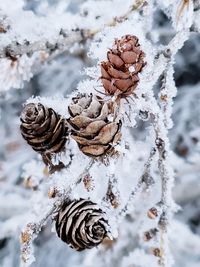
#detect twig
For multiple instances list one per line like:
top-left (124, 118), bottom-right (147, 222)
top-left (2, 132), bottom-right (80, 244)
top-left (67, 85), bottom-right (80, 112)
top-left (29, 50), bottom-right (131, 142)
top-left (118, 147), bottom-right (156, 219)
top-left (152, 114), bottom-right (175, 267)
top-left (110, 0), bottom-right (147, 25)
top-left (158, 50), bottom-right (176, 129)
top-left (141, 36), bottom-right (183, 260)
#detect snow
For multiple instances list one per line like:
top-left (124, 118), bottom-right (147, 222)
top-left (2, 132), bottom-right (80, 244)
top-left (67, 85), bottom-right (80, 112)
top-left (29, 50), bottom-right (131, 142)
top-left (1, 1), bottom-right (200, 267)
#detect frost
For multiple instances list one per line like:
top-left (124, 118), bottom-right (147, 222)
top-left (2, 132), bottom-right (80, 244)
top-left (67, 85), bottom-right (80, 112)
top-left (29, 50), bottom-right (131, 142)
top-left (0, 53), bottom-right (40, 92)
top-left (128, 65), bottom-right (135, 73)
top-left (1, 1), bottom-right (200, 267)
top-left (156, 0), bottom-right (194, 31)
top-left (122, 249), bottom-right (159, 267)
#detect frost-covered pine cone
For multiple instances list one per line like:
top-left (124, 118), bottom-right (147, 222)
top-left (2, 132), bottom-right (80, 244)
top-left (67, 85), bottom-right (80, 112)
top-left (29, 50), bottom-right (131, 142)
top-left (55, 199), bottom-right (109, 251)
top-left (101, 35), bottom-right (145, 97)
top-left (20, 103), bottom-right (68, 161)
top-left (68, 93), bottom-right (121, 157)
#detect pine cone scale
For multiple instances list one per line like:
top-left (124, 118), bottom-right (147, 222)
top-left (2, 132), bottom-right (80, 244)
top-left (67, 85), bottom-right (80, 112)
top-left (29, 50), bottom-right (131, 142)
top-left (97, 103), bottom-right (109, 120)
top-left (33, 118), bottom-right (51, 134)
top-left (79, 120), bottom-right (107, 137)
top-left (46, 123), bottom-right (64, 147)
top-left (107, 52), bottom-right (124, 68)
top-left (113, 131), bottom-right (122, 143)
top-left (120, 51), bottom-right (138, 64)
top-left (107, 65), bottom-right (130, 79)
top-left (101, 78), bottom-right (118, 95)
top-left (81, 145), bottom-right (109, 156)
top-left (25, 130), bottom-right (54, 145)
top-left (93, 122), bottom-right (119, 144)
top-left (34, 107), bottom-right (47, 124)
top-left (72, 122), bottom-right (119, 145)
top-left (82, 98), bottom-right (102, 118)
top-left (45, 139), bottom-right (66, 154)
top-left (69, 115), bottom-right (94, 129)
top-left (22, 117), bottom-right (51, 136)
top-left (101, 64), bottom-right (111, 79)
top-left (114, 78), bottom-right (134, 91)
top-left (64, 199), bottom-right (94, 219)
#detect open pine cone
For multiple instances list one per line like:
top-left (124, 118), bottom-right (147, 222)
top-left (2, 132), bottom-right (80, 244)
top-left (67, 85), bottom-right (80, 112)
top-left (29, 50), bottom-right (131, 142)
top-left (101, 35), bottom-right (145, 97)
top-left (20, 103), bottom-right (68, 165)
top-left (56, 199), bottom-right (109, 251)
top-left (68, 94), bottom-right (121, 157)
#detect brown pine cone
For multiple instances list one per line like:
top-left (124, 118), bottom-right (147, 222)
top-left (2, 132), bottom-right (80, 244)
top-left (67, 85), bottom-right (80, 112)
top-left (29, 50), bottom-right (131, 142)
top-left (101, 35), bottom-right (145, 97)
top-left (55, 199), bottom-right (109, 251)
top-left (68, 94), bottom-right (121, 157)
top-left (20, 103), bottom-right (68, 164)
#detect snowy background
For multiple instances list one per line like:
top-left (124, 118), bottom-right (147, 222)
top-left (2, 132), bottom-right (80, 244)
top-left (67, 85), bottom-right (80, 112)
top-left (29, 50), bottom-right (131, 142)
top-left (0, 1), bottom-right (200, 267)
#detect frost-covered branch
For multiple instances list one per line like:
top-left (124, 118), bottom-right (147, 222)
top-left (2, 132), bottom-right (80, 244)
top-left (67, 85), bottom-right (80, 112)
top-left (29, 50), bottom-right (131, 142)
top-left (194, 0), bottom-right (200, 11)
top-left (1, 1), bottom-right (200, 267)
top-left (20, 159), bottom-right (94, 265)
top-left (119, 147), bottom-right (156, 219)
top-left (0, 29), bottom-right (92, 59)
top-left (0, 0), bottom-right (146, 59)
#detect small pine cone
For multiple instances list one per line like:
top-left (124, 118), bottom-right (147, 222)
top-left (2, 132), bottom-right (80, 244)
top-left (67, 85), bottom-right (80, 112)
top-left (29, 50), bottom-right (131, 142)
top-left (151, 247), bottom-right (163, 258)
top-left (56, 199), bottom-right (109, 251)
top-left (147, 202), bottom-right (162, 219)
top-left (20, 103), bottom-right (68, 161)
top-left (147, 207), bottom-right (159, 219)
top-left (0, 25), bottom-right (6, 33)
top-left (101, 35), bottom-right (145, 97)
top-left (143, 228), bottom-right (158, 241)
top-left (68, 94), bottom-right (121, 157)
top-left (106, 180), bottom-right (120, 208)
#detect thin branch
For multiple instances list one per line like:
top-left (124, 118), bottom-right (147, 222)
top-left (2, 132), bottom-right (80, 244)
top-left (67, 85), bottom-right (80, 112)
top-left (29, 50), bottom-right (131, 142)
top-left (118, 147), bottom-right (156, 219)
top-left (158, 51), bottom-right (175, 129)
top-left (152, 114), bottom-right (175, 267)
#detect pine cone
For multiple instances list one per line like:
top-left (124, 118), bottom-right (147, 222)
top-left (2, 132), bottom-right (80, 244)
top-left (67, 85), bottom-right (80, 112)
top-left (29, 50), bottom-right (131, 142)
top-left (101, 35), bottom-right (145, 97)
top-left (20, 103), bottom-right (68, 161)
top-left (56, 199), bottom-right (109, 251)
top-left (68, 94), bottom-right (121, 157)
